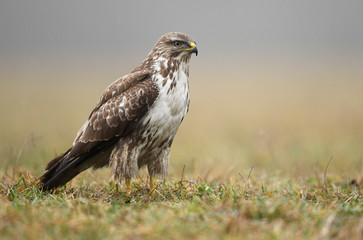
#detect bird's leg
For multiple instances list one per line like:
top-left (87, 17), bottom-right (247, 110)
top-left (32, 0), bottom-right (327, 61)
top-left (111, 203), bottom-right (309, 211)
top-left (125, 178), bottom-right (131, 197)
top-left (149, 176), bottom-right (155, 197)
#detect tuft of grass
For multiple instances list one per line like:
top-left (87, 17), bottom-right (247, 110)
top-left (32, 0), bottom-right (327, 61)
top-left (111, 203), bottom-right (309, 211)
top-left (1, 171), bottom-right (362, 240)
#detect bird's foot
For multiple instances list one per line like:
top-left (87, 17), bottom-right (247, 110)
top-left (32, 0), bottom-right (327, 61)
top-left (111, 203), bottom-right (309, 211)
top-left (149, 176), bottom-right (155, 197)
top-left (125, 178), bottom-right (131, 198)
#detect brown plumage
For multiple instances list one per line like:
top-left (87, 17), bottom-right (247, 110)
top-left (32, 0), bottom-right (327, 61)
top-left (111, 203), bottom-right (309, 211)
top-left (39, 32), bottom-right (198, 193)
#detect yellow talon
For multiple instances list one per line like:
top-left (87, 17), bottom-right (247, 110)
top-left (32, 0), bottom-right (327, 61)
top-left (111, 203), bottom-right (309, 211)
top-left (149, 176), bottom-right (155, 197)
top-left (126, 179), bottom-right (131, 197)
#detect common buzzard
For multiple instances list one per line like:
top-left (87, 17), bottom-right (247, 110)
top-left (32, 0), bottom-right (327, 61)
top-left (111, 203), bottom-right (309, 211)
top-left (39, 32), bottom-right (198, 196)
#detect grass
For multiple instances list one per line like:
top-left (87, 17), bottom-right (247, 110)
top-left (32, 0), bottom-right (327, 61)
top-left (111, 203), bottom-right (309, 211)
top-left (1, 63), bottom-right (363, 239)
top-left (1, 169), bottom-right (362, 240)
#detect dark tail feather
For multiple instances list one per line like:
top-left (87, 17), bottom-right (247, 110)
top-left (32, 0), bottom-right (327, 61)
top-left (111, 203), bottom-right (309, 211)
top-left (39, 138), bottom-right (119, 191)
top-left (39, 149), bottom-right (89, 191)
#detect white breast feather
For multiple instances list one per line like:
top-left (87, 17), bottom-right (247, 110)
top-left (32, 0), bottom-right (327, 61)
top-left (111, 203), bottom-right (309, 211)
top-left (141, 59), bottom-right (190, 153)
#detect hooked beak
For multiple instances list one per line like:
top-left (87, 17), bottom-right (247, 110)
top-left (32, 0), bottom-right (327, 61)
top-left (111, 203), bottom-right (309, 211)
top-left (179, 42), bottom-right (198, 56)
top-left (189, 42), bottom-right (198, 56)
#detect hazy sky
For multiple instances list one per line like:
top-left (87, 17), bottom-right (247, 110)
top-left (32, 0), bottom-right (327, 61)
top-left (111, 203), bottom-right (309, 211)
top-left (1, 1), bottom-right (363, 146)
top-left (1, 0), bottom-right (362, 63)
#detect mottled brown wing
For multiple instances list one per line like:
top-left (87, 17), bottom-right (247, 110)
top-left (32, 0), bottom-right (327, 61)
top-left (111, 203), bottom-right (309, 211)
top-left (68, 71), bottom-right (158, 157)
top-left (92, 69), bottom-right (152, 114)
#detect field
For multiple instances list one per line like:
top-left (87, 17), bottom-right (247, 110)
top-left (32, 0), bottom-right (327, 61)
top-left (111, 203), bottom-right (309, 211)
top-left (0, 61), bottom-right (362, 239)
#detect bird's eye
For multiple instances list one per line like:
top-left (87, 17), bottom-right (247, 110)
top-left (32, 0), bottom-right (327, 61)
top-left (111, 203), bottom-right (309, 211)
top-left (174, 41), bottom-right (182, 47)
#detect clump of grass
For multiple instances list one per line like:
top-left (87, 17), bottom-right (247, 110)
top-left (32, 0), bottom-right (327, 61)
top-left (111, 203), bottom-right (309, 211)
top-left (1, 169), bottom-right (361, 240)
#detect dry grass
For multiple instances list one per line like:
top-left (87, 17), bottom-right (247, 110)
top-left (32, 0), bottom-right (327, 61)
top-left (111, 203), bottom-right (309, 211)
top-left (0, 61), bottom-right (362, 239)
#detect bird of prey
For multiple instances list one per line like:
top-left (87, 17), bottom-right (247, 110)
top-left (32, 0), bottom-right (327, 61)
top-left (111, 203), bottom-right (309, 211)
top-left (39, 32), bottom-right (198, 196)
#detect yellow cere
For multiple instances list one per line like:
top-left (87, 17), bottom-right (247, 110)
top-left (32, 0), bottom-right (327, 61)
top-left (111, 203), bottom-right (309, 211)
top-left (178, 42), bottom-right (196, 51)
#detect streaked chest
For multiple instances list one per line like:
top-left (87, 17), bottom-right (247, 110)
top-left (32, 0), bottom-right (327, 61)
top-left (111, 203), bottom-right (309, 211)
top-left (140, 59), bottom-right (190, 147)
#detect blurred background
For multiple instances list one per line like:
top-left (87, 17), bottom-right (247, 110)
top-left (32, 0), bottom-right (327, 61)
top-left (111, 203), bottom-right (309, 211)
top-left (1, 0), bottom-right (362, 181)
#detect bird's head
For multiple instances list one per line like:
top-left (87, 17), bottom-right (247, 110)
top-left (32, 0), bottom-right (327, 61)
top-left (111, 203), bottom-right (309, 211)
top-left (151, 32), bottom-right (198, 61)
